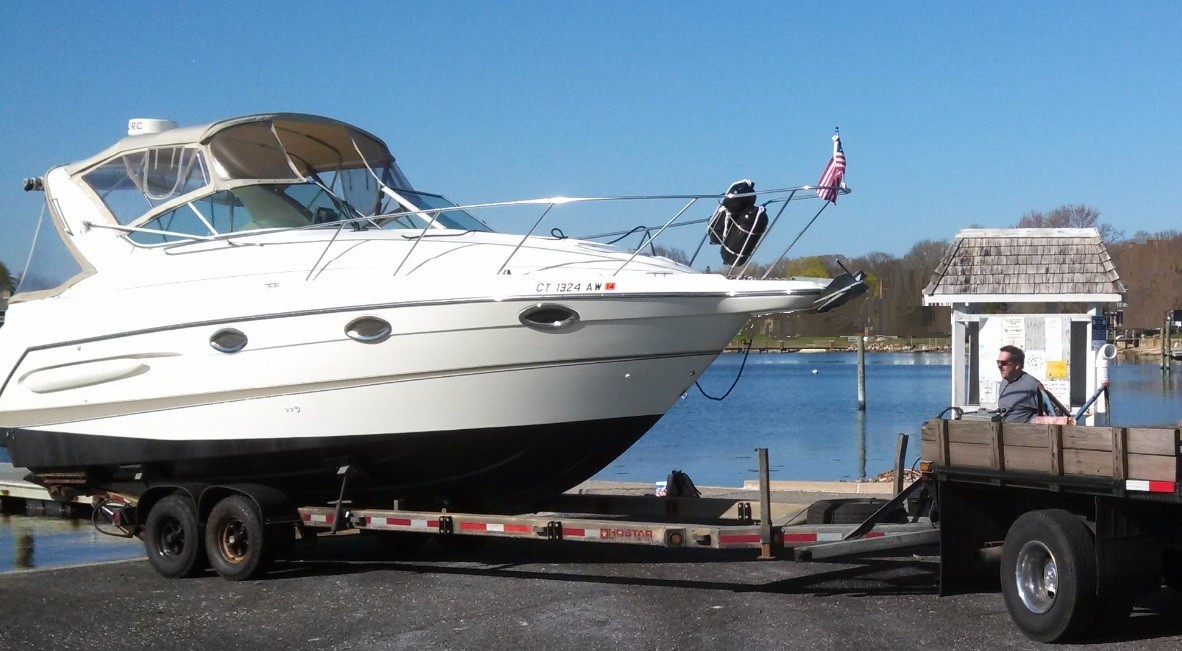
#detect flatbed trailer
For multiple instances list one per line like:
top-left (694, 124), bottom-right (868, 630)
top-left (295, 489), bottom-right (937, 562)
top-left (922, 418), bottom-right (1182, 643)
top-left (96, 448), bottom-right (937, 583)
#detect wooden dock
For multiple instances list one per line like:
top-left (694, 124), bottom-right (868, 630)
top-left (1, 462), bottom-right (91, 517)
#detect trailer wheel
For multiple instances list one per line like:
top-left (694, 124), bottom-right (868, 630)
top-left (143, 495), bottom-right (206, 578)
top-left (205, 495), bottom-right (273, 581)
top-left (1001, 509), bottom-right (1097, 643)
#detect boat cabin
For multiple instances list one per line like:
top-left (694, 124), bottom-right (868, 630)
top-left (17, 114), bottom-right (489, 296)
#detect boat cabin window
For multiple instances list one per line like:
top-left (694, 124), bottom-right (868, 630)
top-left (81, 148), bottom-right (210, 225)
top-left (127, 183), bottom-right (361, 245)
top-left (379, 190), bottom-right (492, 232)
top-left (314, 165), bottom-right (409, 218)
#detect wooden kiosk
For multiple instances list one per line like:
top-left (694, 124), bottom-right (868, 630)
top-left (922, 228), bottom-right (1126, 424)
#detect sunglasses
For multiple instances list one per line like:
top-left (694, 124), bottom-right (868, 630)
top-left (997, 360), bottom-right (1015, 367)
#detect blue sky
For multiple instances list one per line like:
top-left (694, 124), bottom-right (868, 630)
top-left (1, 2), bottom-right (1179, 276)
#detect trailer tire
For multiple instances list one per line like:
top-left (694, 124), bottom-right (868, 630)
top-left (143, 495), bottom-right (206, 578)
top-left (205, 495), bottom-right (273, 581)
top-left (1001, 509), bottom-right (1098, 643)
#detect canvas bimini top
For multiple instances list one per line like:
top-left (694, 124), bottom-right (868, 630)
top-left (65, 113), bottom-right (417, 230)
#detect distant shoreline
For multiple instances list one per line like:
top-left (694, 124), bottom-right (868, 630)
top-left (724, 342), bottom-right (951, 354)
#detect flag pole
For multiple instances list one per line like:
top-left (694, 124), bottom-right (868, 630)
top-left (759, 128), bottom-right (843, 279)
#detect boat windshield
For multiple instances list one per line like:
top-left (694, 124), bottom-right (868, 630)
top-left (378, 190), bottom-right (492, 232)
top-left (126, 183), bottom-right (364, 245)
top-left (210, 120), bottom-right (415, 221)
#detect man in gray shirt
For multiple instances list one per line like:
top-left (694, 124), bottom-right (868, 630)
top-left (996, 345), bottom-right (1040, 423)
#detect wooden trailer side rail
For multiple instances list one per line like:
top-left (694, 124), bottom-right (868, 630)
top-left (920, 419), bottom-right (1181, 488)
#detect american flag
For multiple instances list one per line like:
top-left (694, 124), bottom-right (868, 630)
top-left (816, 131), bottom-right (846, 203)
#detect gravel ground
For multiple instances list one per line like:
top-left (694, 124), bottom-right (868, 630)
top-left (3, 531), bottom-right (1182, 650)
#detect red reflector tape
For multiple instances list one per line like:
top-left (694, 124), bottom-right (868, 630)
top-left (1127, 479), bottom-right (1176, 493)
top-left (719, 534), bottom-right (762, 544)
top-left (456, 522), bottom-right (531, 534)
top-left (368, 517), bottom-right (438, 529)
top-left (783, 533), bottom-right (818, 543)
top-left (302, 513), bottom-right (334, 524)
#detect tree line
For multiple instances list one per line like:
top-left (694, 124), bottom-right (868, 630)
top-left (3, 204), bottom-right (1178, 330)
top-left (673, 203), bottom-right (1182, 336)
top-left (0, 260), bottom-right (13, 296)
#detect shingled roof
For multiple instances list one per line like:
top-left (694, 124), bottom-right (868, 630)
top-left (922, 228), bottom-right (1126, 304)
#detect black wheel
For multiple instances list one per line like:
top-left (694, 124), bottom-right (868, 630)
top-left (1000, 509), bottom-right (1098, 643)
top-left (143, 495), bottom-right (206, 578)
top-left (205, 495), bottom-right (273, 581)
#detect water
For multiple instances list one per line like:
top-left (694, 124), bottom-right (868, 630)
top-left (0, 355), bottom-right (1179, 571)
top-left (0, 516), bottom-right (142, 572)
top-left (593, 354), bottom-right (1182, 487)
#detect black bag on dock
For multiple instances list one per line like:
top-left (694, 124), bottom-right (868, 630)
top-left (665, 470), bottom-right (701, 498)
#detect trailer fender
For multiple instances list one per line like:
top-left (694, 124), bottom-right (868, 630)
top-left (196, 484), bottom-right (299, 526)
top-left (135, 482), bottom-right (211, 528)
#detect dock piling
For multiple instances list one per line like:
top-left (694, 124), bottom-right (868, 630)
top-left (857, 328), bottom-right (866, 410)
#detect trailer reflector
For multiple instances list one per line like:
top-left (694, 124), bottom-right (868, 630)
top-left (719, 534), bottom-right (761, 545)
top-left (459, 522), bottom-right (532, 535)
top-left (303, 513), bottom-right (334, 525)
top-left (369, 516), bottom-right (438, 530)
top-left (782, 531), bottom-right (885, 543)
top-left (1126, 479), bottom-right (1176, 493)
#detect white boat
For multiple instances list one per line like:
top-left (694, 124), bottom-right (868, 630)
top-left (0, 113), bottom-right (863, 507)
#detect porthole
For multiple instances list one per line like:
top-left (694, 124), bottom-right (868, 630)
top-left (345, 316), bottom-right (392, 343)
top-left (210, 328), bottom-right (248, 354)
top-left (519, 303), bottom-right (580, 332)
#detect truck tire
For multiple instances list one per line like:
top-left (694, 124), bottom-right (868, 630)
top-left (205, 495), bottom-right (273, 581)
top-left (143, 494), bottom-right (206, 578)
top-left (1000, 509), bottom-right (1098, 643)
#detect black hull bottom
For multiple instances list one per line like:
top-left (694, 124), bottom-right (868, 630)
top-left (1, 416), bottom-right (660, 508)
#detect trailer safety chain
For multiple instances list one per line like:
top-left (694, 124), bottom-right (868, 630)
top-left (91, 497), bottom-right (136, 538)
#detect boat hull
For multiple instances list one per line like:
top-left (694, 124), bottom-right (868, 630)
top-left (0, 274), bottom-right (828, 505)
top-left (2, 415), bottom-right (659, 507)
